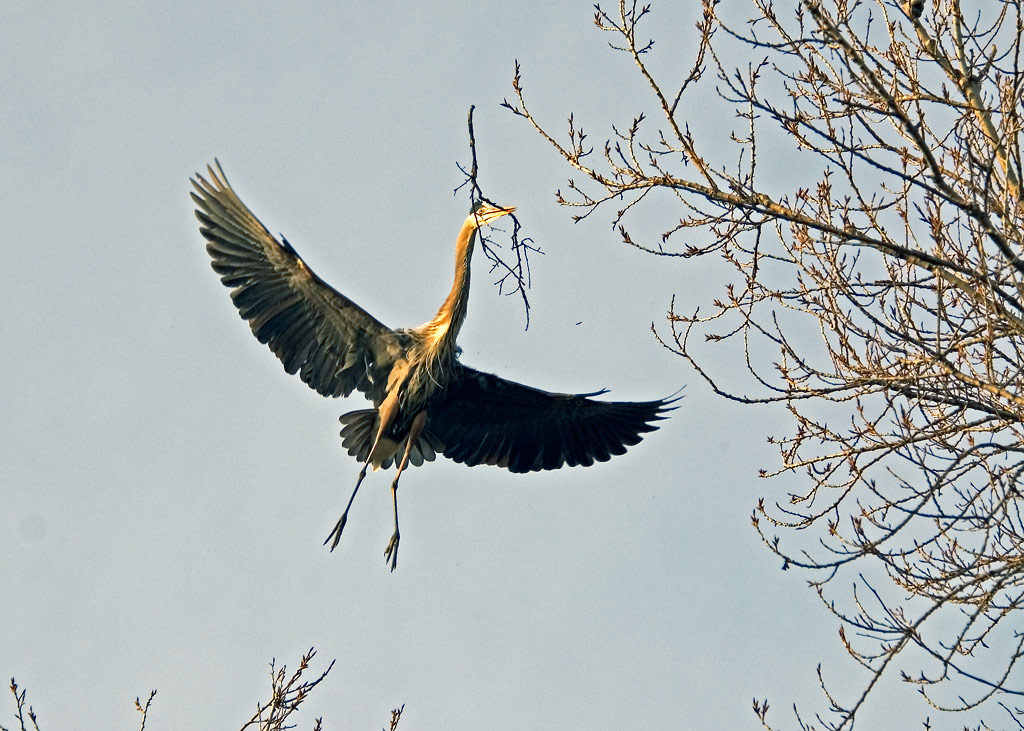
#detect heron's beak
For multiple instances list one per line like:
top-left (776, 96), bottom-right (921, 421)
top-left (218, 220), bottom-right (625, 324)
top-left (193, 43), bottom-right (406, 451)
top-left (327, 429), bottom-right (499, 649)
top-left (478, 205), bottom-right (516, 226)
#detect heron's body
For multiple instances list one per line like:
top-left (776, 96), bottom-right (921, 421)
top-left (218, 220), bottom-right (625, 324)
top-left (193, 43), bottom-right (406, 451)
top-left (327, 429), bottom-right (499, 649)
top-left (191, 161), bottom-right (676, 570)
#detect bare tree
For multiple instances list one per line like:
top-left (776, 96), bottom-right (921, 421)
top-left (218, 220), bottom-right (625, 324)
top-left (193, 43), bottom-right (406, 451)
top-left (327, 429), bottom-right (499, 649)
top-left (1, 649), bottom-right (399, 731)
top-left (507, 0), bottom-right (1024, 728)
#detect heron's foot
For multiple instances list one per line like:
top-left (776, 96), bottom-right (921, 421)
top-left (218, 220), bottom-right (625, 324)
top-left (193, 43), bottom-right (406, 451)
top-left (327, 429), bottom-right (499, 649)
top-left (384, 529), bottom-right (400, 572)
top-left (324, 512), bottom-right (348, 552)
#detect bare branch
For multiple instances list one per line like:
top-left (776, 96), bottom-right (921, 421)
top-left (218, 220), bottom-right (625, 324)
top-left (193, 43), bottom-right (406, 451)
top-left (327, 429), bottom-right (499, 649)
top-left (455, 104), bottom-right (540, 329)
top-left (239, 648), bottom-right (335, 731)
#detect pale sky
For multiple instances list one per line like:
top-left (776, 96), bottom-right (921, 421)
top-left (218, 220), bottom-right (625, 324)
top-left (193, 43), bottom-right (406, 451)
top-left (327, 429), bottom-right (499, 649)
top-left (2, 2), bottom-right (929, 729)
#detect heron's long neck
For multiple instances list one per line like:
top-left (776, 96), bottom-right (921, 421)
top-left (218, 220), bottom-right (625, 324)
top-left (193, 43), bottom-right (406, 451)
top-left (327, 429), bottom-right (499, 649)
top-left (420, 217), bottom-right (478, 355)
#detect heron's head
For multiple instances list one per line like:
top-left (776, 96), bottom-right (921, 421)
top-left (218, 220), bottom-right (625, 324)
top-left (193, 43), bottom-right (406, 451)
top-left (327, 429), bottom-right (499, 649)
top-left (470, 201), bottom-right (516, 228)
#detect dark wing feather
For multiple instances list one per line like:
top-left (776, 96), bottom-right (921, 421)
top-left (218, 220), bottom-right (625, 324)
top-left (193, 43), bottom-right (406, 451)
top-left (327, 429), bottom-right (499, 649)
top-left (191, 161), bottom-right (402, 402)
top-left (426, 365), bottom-right (678, 473)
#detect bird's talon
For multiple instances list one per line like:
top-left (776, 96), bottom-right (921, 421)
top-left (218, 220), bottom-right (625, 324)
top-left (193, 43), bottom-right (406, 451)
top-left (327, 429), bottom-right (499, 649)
top-left (324, 514), bottom-right (348, 551)
top-left (384, 532), bottom-right (400, 572)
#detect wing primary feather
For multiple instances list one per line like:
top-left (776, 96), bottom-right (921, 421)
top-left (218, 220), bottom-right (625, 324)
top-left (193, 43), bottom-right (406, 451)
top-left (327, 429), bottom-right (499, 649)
top-left (193, 161), bottom-right (401, 402)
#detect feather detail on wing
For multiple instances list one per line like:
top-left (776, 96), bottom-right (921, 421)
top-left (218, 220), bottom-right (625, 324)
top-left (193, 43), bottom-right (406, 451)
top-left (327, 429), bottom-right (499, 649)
top-left (426, 365), bottom-right (679, 473)
top-left (191, 161), bottom-right (402, 402)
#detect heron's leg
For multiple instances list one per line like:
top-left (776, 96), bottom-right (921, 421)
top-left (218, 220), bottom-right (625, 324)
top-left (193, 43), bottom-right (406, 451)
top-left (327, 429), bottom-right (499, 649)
top-left (384, 411), bottom-right (427, 572)
top-left (325, 403), bottom-right (397, 552)
top-left (323, 453), bottom-right (374, 551)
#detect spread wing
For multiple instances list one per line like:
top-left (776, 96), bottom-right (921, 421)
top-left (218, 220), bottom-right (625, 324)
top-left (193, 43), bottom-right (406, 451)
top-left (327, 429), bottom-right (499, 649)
top-left (426, 366), bottom-right (678, 473)
top-left (192, 161), bottom-right (402, 403)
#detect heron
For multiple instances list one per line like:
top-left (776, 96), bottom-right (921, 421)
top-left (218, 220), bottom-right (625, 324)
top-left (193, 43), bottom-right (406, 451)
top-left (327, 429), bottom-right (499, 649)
top-left (191, 161), bottom-right (676, 570)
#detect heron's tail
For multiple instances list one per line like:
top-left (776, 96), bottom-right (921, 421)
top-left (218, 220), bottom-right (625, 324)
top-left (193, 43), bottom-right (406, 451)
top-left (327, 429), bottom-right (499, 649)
top-left (339, 410), bottom-right (442, 470)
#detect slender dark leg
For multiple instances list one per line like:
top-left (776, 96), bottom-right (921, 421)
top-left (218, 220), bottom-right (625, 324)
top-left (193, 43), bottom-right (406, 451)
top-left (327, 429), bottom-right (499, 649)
top-left (384, 411), bottom-right (426, 572)
top-left (324, 456), bottom-right (373, 551)
top-left (384, 478), bottom-right (401, 571)
top-left (325, 404), bottom-right (396, 553)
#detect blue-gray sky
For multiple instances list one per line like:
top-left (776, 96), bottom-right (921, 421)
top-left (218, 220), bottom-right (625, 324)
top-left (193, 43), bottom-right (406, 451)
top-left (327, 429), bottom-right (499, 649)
top-left (2, 2), bottom-right (924, 729)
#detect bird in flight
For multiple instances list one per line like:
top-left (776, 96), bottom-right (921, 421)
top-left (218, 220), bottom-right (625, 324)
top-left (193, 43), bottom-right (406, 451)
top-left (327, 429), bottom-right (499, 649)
top-left (191, 161), bottom-right (676, 570)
